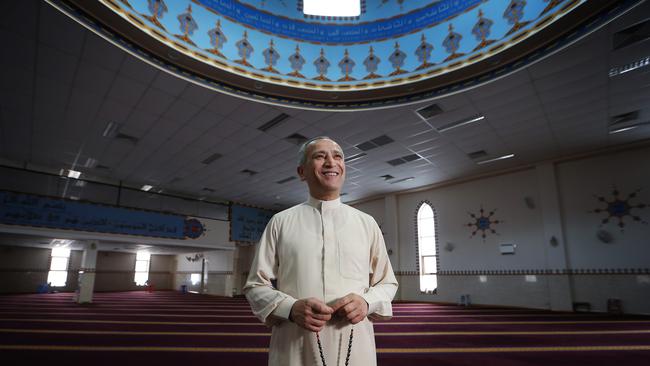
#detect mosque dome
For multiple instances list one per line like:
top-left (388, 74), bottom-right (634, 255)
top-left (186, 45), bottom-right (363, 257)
top-left (55, 0), bottom-right (634, 109)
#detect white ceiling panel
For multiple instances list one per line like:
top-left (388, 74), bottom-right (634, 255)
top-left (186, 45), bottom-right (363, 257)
top-left (73, 61), bottom-right (116, 97)
top-left (162, 99), bottom-right (202, 126)
top-left (36, 45), bottom-right (78, 85)
top-left (81, 33), bottom-right (125, 72)
top-left (0, 0), bottom-right (648, 211)
top-left (107, 76), bottom-right (148, 108)
top-left (38, 4), bottom-right (85, 56)
top-left (151, 72), bottom-right (188, 97)
top-left (137, 87), bottom-right (177, 116)
top-left (119, 55), bottom-right (159, 85)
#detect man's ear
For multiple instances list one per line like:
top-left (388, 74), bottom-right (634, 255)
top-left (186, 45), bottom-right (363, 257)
top-left (297, 166), bottom-right (306, 181)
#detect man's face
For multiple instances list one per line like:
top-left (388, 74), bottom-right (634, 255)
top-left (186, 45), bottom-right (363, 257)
top-left (297, 139), bottom-right (346, 200)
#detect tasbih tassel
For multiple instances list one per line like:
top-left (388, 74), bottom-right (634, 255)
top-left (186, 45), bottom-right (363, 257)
top-left (316, 327), bottom-right (354, 366)
top-left (345, 328), bottom-right (354, 365)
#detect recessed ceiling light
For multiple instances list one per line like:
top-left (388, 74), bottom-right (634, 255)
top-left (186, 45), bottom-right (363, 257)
top-left (476, 154), bottom-right (515, 165)
top-left (345, 152), bottom-right (367, 163)
top-left (102, 121), bottom-right (122, 138)
top-left (60, 169), bottom-right (81, 179)
top-left (141, 185), bottom-right (153, 192)
top-left (609, 55), bottom-right (650, 77)
top-left (303, 0), bottom-right (360, 16)
top-left (437, 115), bottom-right (485, 133)
top-left (84, 158), bottom-right (98, 168)
top-left (609, 122), bottom-right (650, 134)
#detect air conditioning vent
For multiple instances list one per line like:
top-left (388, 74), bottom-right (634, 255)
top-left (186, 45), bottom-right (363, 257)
top-left (258, 113), bottom-right (290, 132)
top-left (390, 177), bottom-right (415, 184)
top-left (285, 133), bottom-right (309, 145)
top-left (610, 110), bottom-right (639, 125)
top-left (467, 150), bottom-right (488, 159)
top-left (202, 153), bottom-right (223, 164)
top-left (387, 154), bottom-right (421, 166)
top-left (115, 132), bottom-right (139, 144)
top-left (355, 135), bottom-right (394, 151)
top-left (415, 103), bottom-right (443, 120)
top-left (241, 169), bottom-right (258, 176)
top-left (276, 176), bottom-right (297, 184)
top-left (613, 18), bottom-right (650, 50)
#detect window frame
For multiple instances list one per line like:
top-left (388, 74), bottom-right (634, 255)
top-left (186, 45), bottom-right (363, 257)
top-left (415, 201), bottom-right (439, 294)
top-left (134, 251), bottom-right (151, 286)
top-left (47, 247), bottom-right (71, 287)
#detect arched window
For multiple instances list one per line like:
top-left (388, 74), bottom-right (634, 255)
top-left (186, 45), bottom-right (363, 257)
top-left (416, 202), bottom-right (438, 293)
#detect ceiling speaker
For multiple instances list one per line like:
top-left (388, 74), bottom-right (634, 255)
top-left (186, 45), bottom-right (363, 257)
top-left (524, 196), bottom-right (536, 209)
top-left (597, 230), bottom-right (613, 244)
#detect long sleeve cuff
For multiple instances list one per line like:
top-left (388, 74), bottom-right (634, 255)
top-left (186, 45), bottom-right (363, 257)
top-left (272, 296), bottom-right (297, 321)
top-left (362, 287), bottom-right (395, 320)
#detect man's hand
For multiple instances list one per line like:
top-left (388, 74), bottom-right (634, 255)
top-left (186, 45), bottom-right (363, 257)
top-left (290, 298), bottom-right (334, 332)
top-left (331, 293), bottom-right (368, 324)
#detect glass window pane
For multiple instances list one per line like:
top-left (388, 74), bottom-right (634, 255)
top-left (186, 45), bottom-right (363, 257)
top-left (420, 274), bottom-right (437, 292)
top-left (47, 270), bottom-right (68, 287)
top-left (136, 251), bottom-right (150, 261)
top-left (50, 257), bottom-right (69, 271)
top-left (417, 203), bottom-right (438, 293)
top-left (51, 247), bottom-right (71, 258)
top-left (422, 256), bottom-right (437, 274)
top-left (419, 237), bottom-right (436, 255)
top-left (134, 272), bottom-right (148, 286)
top-left (418, 221), bottom-right (435, 238)
top-left (135, 260), bottom-right (149, 273)
top-left (190, 273), bottom-right (201, 285)
top-left (417, 204), bottom-right (433, 219)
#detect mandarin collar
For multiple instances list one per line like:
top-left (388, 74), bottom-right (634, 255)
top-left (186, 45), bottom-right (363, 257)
top-left (307, 195), bottom-right (342, 212)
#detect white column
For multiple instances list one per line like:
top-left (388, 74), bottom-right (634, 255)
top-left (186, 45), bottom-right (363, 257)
top-left (384, 194), bottom-right (400, 299)
top-left (536, 163), bottom-right (573, 311)
top-left (76, 240), bottom-right (98, 304)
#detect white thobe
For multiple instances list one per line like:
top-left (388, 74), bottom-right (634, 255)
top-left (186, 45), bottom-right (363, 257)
top-left (244, 196), bottom-right (398, 366)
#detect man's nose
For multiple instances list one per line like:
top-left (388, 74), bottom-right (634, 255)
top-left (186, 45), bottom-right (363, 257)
top-left (324, 155), bottom-right (335, 165)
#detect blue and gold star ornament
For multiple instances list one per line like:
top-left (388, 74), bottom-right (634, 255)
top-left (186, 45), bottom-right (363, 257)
top-left (466, 206), bottom-right (501, 240)
top-left (591, 188), bottom-right (647, 231)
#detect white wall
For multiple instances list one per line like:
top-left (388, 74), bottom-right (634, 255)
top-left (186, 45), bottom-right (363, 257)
top-left (557, 148), bottom-right (650, 269)
top-left (353, 146), bottom-right (650, 314)
top-left (174, 249), bottom-right (235, 296)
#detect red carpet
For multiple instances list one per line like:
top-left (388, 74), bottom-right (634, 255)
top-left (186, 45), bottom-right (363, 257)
top-left (0, 291), bottom-right (648, 365)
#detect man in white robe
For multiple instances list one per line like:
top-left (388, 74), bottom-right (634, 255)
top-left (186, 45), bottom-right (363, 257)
top-left (244, 137), bottom-right (398, 366)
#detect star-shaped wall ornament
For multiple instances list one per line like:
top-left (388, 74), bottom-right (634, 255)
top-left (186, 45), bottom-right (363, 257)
top-left (466, 206), bottom-right (501, 240)
top-left (591, 187), bottom-right (647, 231)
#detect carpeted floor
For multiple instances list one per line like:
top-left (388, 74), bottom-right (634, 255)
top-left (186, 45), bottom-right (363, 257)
top-left (0, 291), bottom-right (648, 365)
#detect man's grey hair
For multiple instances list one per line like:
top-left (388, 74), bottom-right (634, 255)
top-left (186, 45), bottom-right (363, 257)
top-left (297, 136), bottom-right (344, 166)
